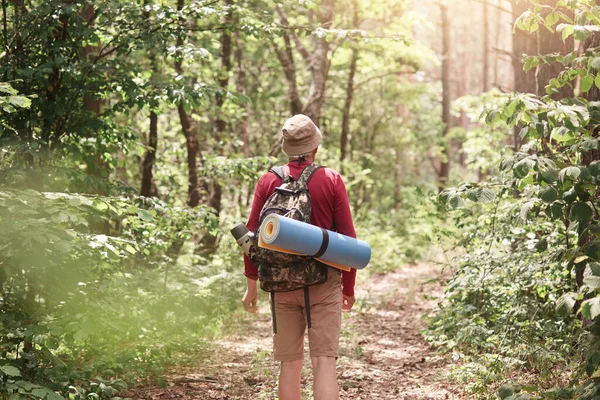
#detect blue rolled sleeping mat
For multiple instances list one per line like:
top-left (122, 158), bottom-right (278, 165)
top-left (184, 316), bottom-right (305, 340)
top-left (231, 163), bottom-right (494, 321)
top-left (258, 214), bottom-right (371, 272)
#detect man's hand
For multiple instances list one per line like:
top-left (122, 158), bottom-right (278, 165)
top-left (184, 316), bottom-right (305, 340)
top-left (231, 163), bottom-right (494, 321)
top-left (342, 294), bottom-right (355, 312)
top-left (242, 278), bottom-right (258, 313)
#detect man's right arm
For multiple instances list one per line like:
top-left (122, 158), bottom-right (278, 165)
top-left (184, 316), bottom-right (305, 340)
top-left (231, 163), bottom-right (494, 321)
top-left (331, 174), bottom-right (358, 302)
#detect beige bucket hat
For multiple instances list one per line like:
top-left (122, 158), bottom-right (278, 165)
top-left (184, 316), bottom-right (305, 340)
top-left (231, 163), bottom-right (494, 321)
top-left (281, 114), bottom-right (322, 156)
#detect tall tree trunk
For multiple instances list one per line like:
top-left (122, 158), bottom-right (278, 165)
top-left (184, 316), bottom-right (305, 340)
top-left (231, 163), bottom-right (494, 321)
top-left (141, 1), bottom-right (158, 198)
top-left (81, 3), bottom-right (109, 187)
top-left (141, 111), bottom-right (158, 197)
top-left (493, 0), bottom-right (502, 88)
top-left (274, 27), bottom-right (303, 116)
top-left (274, 0), bottom-right (335, 126)
top-left (536, 0), bottom-right (574, 98)
top-left (202, 0), bottom-right (234, 253)
top-left (438, 4), bottom-right (451, 193)
top-left (302, 0), bottom-right (334, 125)
top-left (340, 0), bottom-right (359, 167)
top-left (234, 31), bottom-right (250, 157)
top-left (511, 0), bottom-right (537, 151)
top-left (576, 32), bottom-right (600, 291)
top-left (482, 0), bottom-right (489, 92)
top-left (175, 0), bottom-right (200, 207)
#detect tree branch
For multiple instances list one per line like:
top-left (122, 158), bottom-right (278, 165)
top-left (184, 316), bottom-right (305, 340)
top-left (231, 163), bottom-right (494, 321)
top-left (354, 69), bottom-right (414, 89)
top-left (275, 5), bottom-right (311, 62)
top-left (473, 0), bottom-right (511, 14)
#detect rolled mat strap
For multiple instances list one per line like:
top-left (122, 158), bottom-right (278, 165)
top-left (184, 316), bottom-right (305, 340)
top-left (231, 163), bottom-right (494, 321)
top-left (311, 228), bottom-right (329, 258)
top-left (271, 292), bottom-right (277, 334)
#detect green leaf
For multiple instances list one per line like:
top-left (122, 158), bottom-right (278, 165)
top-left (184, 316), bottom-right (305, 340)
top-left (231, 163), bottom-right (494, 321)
top-left (581, 75), bottom-right (594, 93)
top-left (545, 202), bottom-right (563, 220)
top-left (520, 201), bottom-right (535, 220)
top-left (535, 238), bottom-right (548, 251)
top-left (584, 275), bottom-right (600, 290)
top-left (558, 24), bottom-right (574, 41)
top-left (467, 188), bottom-right (496, 204)
top-left (0, 365), bottom-right (21, 377)
top-left (137, 209), bottom-right (154, 222)
top-left (570, 202), bottom-right (593, 222)
top-left (540, 169), bottom-right (559, 183)
top-left (545, 12), bottom-right (559, 27)
top-left (556, 292), bottom-right (576, 314)
top-left (498, 384), bottom-right (515, 399)
top-left (31, 388), bottom-right (57, 399)
top-left (124, 244), bottom-right (137, 255)
top-left (46, 392), bottom-right (64, 400)
top-left (590, 161), bottom-right (600, 177)
top-left (15, 380), bottom-right (36, 391)
top-left (447, 195), bottom-right (464, 209)
top-left (581, 297), bottom-right (600, 319)
top-left (514, 158), bottom-right (535, 179)
top-left (0, 82), bottom-right (18, 95)
top-left (559, 166), bottom-right (581, 183)
top-left (540, 186), bottom-right (558, 203)
top-left (8, 95), bottom-right (31, 109)
top-left (591, 58), bottom-right (600, 70)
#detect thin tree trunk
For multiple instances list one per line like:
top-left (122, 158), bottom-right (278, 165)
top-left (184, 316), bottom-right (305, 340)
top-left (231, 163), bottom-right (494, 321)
top-left (141, 1), bottom-right (158, 198)
top-left (175, 0), bottom-right (200, 207)
top-left (234, 31), bottom-right (250, 157)
top-left (493, 0), bottom-right (502, 87)
top-left (438, 4), bottom-right (451, 193)
top-left (483, 0), bottom-right (489, 91)
top-left (141, 111), bottom-right (158, 197)
top-left (274, 0), bottom-right (335, 125)
top-left (302, 0), bottom-right (334, 125)
top-left (81, 3), bottom-right (108, 185)
top-left (274, 9), bottom-right (304, 116)
top-left (340, 0), bottom-right (359, 167)
top-left (200, 0), bottom-right (234, 253)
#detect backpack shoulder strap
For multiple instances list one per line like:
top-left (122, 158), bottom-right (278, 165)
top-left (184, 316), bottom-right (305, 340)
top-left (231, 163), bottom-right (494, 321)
top-left (269, 166), bottom-right (287, 181)
top-left (296, 164), bottom-right (323, 188)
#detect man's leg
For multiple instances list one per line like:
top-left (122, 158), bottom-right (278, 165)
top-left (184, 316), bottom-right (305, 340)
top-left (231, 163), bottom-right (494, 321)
top-left (311, 356), bottom-right (338, 400)
top-left (278, 359), bottom-right (303, 400)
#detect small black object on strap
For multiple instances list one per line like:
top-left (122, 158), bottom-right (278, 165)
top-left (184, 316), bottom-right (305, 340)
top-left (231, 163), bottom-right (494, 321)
top-left (271, 292), bottom-right (277, 334)
top-left (304, 286), bottom-right (312, 329)
top-left (312, 228), bottom-right (329, 258)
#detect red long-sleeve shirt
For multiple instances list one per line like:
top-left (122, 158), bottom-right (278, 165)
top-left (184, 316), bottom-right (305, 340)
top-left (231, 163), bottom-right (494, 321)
top-left (244, 160), bottom-right (357, 296)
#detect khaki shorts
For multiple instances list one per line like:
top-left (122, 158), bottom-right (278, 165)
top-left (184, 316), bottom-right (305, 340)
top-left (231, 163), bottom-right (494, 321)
top-left (271, 267), bottom-right (342, 362)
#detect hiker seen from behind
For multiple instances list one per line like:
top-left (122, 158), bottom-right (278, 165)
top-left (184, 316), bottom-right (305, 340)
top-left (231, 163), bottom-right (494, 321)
top-left (242, 114), bottom-right (358, 400)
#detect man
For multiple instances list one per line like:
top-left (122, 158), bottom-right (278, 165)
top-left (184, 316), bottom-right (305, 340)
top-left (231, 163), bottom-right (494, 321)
top-left (241, 114), bottom-right (357, 400)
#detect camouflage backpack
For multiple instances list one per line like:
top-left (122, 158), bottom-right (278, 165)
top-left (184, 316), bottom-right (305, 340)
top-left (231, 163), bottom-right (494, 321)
top-left (253, 163), bottom-right (329, 293)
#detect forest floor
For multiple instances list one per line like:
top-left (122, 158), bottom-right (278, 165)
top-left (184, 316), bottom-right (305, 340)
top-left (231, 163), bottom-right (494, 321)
top-left (126, 263), bottom-right (464, 399)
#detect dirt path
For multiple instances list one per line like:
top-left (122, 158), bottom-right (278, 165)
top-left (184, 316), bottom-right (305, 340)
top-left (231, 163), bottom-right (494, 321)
top-left (127, 264), bottom-right (463, 399)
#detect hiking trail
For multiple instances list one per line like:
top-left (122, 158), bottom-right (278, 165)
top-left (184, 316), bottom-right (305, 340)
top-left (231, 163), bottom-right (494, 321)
top-left (127, 264), bottom-right (463, 399)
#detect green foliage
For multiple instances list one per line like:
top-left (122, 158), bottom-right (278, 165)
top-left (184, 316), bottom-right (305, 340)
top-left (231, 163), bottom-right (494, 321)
top-left (430, 1), bottom-right (600, 397)
top-left (0, 183), bottom-right (237, 397)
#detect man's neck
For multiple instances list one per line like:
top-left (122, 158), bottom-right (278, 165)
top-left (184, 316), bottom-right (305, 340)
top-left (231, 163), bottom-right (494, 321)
top-left (288, 157), bottom-right (314, 164)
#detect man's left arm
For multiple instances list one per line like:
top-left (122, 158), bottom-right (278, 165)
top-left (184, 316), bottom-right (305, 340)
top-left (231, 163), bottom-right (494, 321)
top-left (241, 177), bottom-right (269, 312)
